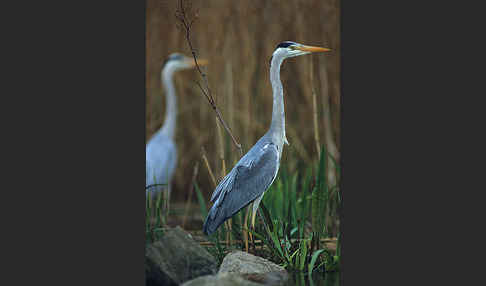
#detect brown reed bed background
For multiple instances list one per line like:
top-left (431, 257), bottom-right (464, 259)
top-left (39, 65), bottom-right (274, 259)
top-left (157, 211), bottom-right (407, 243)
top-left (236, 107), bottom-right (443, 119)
top-left (146, 0), bottom-right (340, 202)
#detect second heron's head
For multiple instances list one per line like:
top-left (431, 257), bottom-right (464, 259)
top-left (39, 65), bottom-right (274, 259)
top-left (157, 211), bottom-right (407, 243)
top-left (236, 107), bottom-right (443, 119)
top-left (272, 41), bottom-right (331, 61)
top-left (162, 53), bottom-right (208, 74)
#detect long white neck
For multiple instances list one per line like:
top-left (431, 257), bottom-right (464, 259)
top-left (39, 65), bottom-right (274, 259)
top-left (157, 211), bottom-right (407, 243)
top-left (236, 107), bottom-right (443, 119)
top-left (269, 53), bottom-right (288, 145)
top-left (160, 67), bottom-right (177, 139)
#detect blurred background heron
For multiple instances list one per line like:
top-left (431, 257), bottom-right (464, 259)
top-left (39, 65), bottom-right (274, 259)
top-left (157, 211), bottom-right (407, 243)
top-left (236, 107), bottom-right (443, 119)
top-left (146, 53), bottom-right (208, 216)
top-left (203, 41), bottom-right (330, 235)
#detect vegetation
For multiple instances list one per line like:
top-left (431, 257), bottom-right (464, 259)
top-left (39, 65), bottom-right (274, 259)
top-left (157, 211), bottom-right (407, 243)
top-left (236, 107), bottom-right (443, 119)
top-left (146, 0), bottom-right (341, 278)
top-left (145, 190), bottom-right (166, 244)
top-left (200, 144), bottom-right (340, 273)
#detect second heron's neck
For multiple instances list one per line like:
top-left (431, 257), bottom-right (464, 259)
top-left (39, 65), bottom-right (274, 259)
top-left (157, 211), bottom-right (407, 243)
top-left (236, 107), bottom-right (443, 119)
top-left (161, 68), bottom-right (177, 139)
top-left (269, 55), bottom-right (287, 144)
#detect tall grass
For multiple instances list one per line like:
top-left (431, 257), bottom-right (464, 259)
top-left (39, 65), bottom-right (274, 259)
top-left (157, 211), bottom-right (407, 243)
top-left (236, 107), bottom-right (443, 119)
top-left (146, 190), bottom-right (166, 244)
top-left (197, 144), bottom-right (340, 272)
top-left (258, 145), bottom-right (340, 272)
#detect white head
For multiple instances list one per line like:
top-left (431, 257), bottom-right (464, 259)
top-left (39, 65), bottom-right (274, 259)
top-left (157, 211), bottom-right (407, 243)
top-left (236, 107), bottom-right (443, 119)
top-left (271, 41), bottom-right (331, 62)
top-left (162, 53), bottom-right (208, 75)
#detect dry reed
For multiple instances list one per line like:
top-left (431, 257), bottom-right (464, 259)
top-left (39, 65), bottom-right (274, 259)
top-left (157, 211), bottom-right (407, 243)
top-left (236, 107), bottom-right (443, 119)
top-left (146, 0), bottom-right (340, 203)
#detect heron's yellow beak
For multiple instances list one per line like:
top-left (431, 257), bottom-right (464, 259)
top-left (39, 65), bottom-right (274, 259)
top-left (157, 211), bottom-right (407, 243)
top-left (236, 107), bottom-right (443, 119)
top-left (295, 45), bottom-right (331, 53)
top-left (190, 58), bottom-right (209, 67)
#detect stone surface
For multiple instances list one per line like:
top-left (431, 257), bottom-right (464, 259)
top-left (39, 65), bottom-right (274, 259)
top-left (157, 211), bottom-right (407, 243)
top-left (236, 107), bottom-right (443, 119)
top-left (239, 271), bottom-right (289, 286)
top-left (146, 226), bottom-right (218, 285)
top-left (218, 251), bottom-right (286, 275)
top-left (218, 251), bottom-right (289, 285)
top-left (181, 273), bottom-right (262, 286)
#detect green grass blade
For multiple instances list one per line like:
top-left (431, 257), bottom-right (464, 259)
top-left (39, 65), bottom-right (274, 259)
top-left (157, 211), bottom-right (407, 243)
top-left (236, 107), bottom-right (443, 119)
top-left (270, 230), bottom-right (285, 259)
top-left (194, 182), bottom-right (207, 220)
top-left (299, 239), bottom-right (308, 271)
top-left (259, 201), bottom-right (274, 232)
top-left (299, 167), bottom-right (311, 238)
top-left (308, 249), bottom-right (325, 275)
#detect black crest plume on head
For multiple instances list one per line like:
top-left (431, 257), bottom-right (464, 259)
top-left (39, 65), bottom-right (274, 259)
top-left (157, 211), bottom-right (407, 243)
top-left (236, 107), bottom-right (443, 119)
top-left (275, 41), bottom-right (296, 49)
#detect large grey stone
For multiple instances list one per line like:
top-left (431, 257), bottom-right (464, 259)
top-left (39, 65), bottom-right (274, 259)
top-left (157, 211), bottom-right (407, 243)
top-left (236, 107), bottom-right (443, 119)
top-left (218, 251), bottom-right (285, 275)
top-left (146, 226), bottom-right (218, 285)
top-left (238, 271), bottom-right (289, 286)
top-left (181, 273), bottom-right (262, 286)
top-left (218, 251), bottom-right (289, 285)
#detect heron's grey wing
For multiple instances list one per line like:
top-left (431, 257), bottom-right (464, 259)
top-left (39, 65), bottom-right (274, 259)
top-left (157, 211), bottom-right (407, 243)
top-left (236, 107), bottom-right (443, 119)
top-left (203, 143), bottom-right (279, 235)
top-left (210, 169), bottom-right (233, 202)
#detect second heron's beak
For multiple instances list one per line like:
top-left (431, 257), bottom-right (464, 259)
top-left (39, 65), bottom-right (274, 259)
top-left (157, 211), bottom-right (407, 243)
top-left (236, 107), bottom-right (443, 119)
top-left (295, 45), bottom-right (331, 53)
top-left (188, 58), bottom-right (209, 67)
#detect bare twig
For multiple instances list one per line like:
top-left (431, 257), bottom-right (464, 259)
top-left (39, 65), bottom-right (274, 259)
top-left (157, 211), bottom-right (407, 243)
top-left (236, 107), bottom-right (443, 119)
top-left (201, 146), bottom-right (217, 188)
top-left (176, 0), bottom-right (243, 157)
top-left (216, 117), bottom-right (226, 182)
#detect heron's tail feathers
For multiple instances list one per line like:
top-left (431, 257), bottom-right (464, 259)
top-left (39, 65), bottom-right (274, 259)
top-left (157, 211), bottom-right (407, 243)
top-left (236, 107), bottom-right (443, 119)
top-left (203, 206), bottom-right (225, 235)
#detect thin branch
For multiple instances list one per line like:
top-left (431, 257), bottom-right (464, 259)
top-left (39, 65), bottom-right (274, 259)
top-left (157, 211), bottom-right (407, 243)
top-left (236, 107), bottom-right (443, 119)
top-left (175, 0), bottom-right (243, 157)
top-left (201, 146), bottom-right (217, 188)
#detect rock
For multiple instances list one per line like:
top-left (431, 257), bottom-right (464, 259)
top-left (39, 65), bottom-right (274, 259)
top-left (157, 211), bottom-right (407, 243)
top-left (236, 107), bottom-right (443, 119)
top-left (239, 271), bottom-right (289, 286)
top-left (218, 251), bottom-right (289, 285)
top-left (146, 226), bottom-right (218, 285)
top-left (219, 251), bottom-right (285, 275)
top-left (181, 273), bottom-right (262, 286)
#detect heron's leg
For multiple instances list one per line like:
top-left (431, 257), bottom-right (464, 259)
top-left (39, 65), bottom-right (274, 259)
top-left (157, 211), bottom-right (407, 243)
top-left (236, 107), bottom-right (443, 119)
top-left (225, 219), bottom-right (233, 246)
top-left (251, 194), bottom-right (264, 229)
top-left (161, 186), bottom-right (167, 222)
top-left (165, 182), bottom-right (171, 221)
top-left (251, 204), bottom-right (258, 230)
top-left (147, 191), bottom-right (154, 226)
top-left (249, 203), bottom-right (256, 243)
top-left (249, 194), bottom-right (265, 248)
top-left (243, 206), bottom-right (251, 252)
top-left (257, 208), bottom-right (270, 233)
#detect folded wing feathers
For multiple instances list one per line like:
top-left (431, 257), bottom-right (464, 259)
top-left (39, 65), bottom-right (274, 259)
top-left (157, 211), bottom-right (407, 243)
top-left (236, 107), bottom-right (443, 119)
top-left (203, 143), bottom-right (279, 235)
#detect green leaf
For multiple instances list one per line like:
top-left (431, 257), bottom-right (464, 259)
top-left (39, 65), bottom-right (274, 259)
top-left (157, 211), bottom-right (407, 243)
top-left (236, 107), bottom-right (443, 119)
top-left (259, 201), bottom-right (274, 232)
top-left (299, 239), bottom-right (308, 271)
top-left (308, 249), bottom-right (325, 275)
top-left (290, 227), bottom-right (298, 237)
top-left (270, 231), bottom-right (285, 259)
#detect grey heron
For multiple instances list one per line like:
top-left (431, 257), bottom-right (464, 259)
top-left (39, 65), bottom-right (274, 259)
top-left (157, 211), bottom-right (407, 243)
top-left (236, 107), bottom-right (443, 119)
top-left (203, 41), bottom-right (330, 235)
top-left (146, 53), bottom-right (208, 215)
